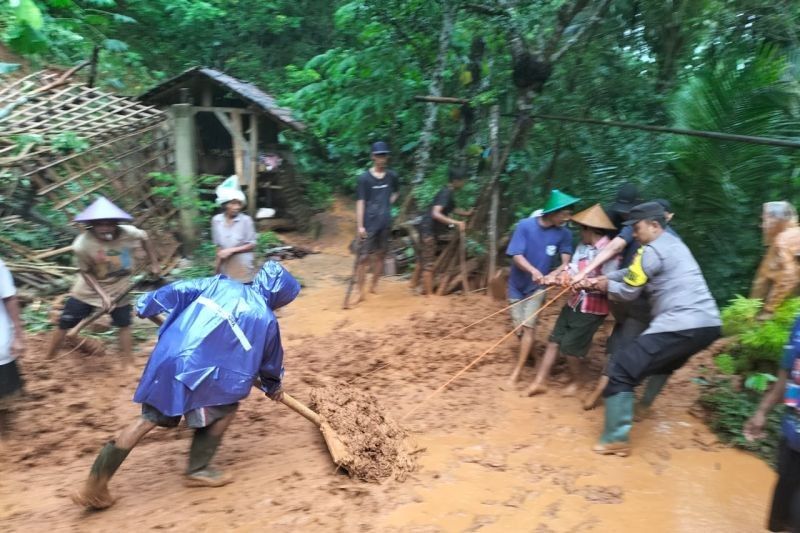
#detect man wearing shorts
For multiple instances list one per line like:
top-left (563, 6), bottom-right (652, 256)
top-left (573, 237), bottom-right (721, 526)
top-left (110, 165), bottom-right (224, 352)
top-left (71, 261), bottom-right (300, 510)
top-left (523, 204), bottom-right (617, 397)
top-left (413, 166), bottom-right (472, 295)
top-left (46, 196), bottom-right (160, 366)
top-left (354, 141), bottom-right (399, 304)
top-left (506, 189), bottom-right (578, 385)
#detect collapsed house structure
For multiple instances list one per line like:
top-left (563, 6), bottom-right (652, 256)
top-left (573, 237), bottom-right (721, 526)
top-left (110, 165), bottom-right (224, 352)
top-left (0, 67), bottom-right (180, 293)
top-left (0, 66), bottom-right (309, 294)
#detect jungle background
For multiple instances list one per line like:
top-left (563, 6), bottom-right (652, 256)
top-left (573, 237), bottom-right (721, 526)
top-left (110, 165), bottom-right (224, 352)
top-left (3, 0), bottom-right (800, 461)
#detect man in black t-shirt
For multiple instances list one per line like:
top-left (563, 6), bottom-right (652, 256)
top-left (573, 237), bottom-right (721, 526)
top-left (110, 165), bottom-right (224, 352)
top-left (413, 167), bottom-right (472, 295)
top-left (353, 141), bottom-right (399, 305)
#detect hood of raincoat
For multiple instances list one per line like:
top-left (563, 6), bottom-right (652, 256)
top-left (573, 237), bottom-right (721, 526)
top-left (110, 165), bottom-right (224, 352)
top-left (251, 261), bottom-right (301, 309)
top-left (132, 261), bottom-right (299, 417)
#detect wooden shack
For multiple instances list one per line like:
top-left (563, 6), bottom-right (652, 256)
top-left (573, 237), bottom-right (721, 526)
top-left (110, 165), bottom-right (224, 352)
top-left (139, 67), bottom-right (311, 229)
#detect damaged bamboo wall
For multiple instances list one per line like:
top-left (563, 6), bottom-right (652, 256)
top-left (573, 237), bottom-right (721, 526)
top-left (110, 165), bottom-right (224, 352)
top-left (0, 70), bottom-right (180, 292)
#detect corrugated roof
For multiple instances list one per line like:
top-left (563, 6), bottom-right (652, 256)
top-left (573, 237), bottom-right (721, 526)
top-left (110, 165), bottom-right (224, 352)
top-left (139, 66), bottom-right (305, 131)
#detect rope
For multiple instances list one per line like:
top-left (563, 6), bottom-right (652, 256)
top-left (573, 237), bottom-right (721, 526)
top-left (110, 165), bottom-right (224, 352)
top-left (346, 286), bottom-right (552, 385)
top-left (401, 285), bottom-right (571, 421)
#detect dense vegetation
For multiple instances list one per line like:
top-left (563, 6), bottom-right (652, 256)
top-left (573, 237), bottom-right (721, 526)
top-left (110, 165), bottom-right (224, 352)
top-left (3, 1), bottom-right (799, 302)
top-left (4, 0), bottom-right (800, 465)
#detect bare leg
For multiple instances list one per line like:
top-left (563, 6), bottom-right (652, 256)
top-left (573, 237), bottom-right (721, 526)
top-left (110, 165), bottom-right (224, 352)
top-left (583, 375), bottom-right (608, 410)
top-left (46, 328), bottom-right (67, 359)
top-left (524, 341), bottom-right (559, 396)
top-left (116, 416), bottom-right (157, 449)
top-left (354, 258), bottom-right (369, 304)
top-left (370, 253), bottom-right (384, 293)
top-left (422, 270), bottom-right (435, 296)
top-left (508, 326), bottom-right (536, 385)
top-left (118, 326), bottom-right (133, 368)
top-left (563, 356), bottom-right (584, 397)
top-left (409, 263), bottom-right (422, 291)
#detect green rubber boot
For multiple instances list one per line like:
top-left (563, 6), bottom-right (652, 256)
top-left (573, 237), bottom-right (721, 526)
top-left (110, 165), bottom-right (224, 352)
top-left (593, 392), bottom-right (634, 457)
top-left (185, 428), bottom-right (232, 488)
top-left (71, 441), bottom-right (131, 510)
top-left (635, 374), bottom-right (670, 421)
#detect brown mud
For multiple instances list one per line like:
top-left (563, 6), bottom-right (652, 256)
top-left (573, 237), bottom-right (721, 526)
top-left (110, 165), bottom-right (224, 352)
top-left (310, 384), bottom-right (417, 482)
top-left (0, 201), bottom-right (776, 532)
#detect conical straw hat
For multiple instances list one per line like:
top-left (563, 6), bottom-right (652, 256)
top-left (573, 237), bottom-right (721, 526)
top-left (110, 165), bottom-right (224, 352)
top-left (541, 189), bottom-right (580, 214)
top-left (571, 203), bottom-right (616, 230)
top-left (73, 196), bottom-right (133, 222)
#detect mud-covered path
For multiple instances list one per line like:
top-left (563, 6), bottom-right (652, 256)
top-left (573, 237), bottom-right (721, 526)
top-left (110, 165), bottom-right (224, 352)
top-left (0, 204), bottom-right (776, 532)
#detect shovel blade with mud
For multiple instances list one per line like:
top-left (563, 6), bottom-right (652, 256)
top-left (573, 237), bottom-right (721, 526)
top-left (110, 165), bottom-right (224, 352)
top-left (280, 392), bottom-right (353, 469)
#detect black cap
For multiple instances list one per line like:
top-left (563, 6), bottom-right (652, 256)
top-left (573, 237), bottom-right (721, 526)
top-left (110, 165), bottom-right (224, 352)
top-left (653, 198), bottom-right (672, 213)
top-left (610, 183), bottom-right (641, 214)
top-left (371, 141), bottom-right (390, 154)
top-left (623, 201), bottom-right (666, 226)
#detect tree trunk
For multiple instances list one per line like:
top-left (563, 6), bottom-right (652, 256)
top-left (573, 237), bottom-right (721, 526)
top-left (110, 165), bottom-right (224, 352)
top-left (487, 105), bottom-right (500, 282)
top-left (411, 1), bottom-right (455, 185)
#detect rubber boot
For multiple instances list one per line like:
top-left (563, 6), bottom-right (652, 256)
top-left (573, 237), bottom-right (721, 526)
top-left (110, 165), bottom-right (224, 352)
top-left (184, 428), bottom-right (232, 487)
top-left (71, 441), bottom-right (131, 510)
top-left (635, 374), bottom-right (670, 421)
top-left (593, 392), bottom-right (634, 457)
top-left (422, 271), bottom-right (434, 296)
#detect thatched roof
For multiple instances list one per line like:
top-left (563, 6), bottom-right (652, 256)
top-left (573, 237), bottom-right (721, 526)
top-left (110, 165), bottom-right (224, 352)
top-left (139, 66), bottom-right (305, 131)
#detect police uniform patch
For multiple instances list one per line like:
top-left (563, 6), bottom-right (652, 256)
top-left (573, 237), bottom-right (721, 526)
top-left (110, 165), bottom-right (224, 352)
top-left (624, 247), bottom-right (648, 287)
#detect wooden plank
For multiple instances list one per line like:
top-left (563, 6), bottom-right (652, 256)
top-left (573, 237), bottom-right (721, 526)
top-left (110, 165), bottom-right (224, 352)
top-left (248, 114), bottom-right (258, 215)
top-left (195, 106), bottom-right (253, 115)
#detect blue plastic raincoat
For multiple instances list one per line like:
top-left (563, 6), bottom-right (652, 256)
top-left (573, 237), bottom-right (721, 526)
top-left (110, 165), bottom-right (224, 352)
top-left (133, 261), bottom-right (300, 416)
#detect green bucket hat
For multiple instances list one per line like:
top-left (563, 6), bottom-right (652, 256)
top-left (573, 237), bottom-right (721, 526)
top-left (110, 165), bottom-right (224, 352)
top-left (541, 189), bottom-right (580, 214)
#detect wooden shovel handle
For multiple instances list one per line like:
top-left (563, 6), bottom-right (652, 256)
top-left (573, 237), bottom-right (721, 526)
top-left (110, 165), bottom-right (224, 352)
top-left (280, 392), bottom-right (321, 426)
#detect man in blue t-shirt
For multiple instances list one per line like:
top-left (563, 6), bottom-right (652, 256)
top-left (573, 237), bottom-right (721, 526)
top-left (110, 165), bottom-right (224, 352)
top-left (745, 315), bottom-right (800, 532)
top-left (506, 189), bottom-right (578, 385)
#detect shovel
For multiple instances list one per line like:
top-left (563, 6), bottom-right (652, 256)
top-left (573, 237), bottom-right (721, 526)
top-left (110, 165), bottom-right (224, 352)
top-left (280, 392), bottom-right (353, 469)
top-left (146, 315), bottom-right (352, 470)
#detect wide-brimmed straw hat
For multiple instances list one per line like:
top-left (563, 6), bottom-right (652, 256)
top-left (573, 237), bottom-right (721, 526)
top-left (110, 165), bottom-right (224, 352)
top-left (571, 203), bottom-right (616, 230)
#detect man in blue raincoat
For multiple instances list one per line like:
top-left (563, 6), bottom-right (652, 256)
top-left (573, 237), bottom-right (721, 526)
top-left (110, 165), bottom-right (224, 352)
top-left (72, 261), bottom-right (300, 510)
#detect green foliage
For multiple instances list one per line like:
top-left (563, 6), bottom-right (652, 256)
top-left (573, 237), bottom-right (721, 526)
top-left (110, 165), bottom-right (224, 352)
top-left (21, 302), bottom-right (52, 334)
top-left (149, 172), bottom-right (219, 227)
top-left (51, 132), bottom-right (89, 154)
top-left (171, 241), bottom-right (218, 279)
top-left (698, 377), bottom-right (782, 466)
top-left (305, 180), bottom-right (333, 212)
top-left (719, 297), bottom-right (799, 375)
top-left (713, 353), bottom-right (737, 375)
top-left (744, 373), bottom-right (778, 393)
top-left (721, 295), bottom-right (763, 336)
top-left (256, 231), bottom-right (282, 255)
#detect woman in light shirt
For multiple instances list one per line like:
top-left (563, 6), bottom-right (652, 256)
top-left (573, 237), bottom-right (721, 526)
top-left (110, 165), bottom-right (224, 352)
top-left (211, 180), bottom-right (257, 283)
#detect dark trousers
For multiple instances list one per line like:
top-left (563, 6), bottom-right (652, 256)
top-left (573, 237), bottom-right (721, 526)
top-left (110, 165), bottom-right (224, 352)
top-left (770, 439), bottom-right (800, 532)
top-left (604, 326), bottom-right (721, 397)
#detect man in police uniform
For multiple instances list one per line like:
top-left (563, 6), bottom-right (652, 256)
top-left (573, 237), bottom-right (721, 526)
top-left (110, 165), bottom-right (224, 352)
top-left (580, 202), bottom-right (721, 456)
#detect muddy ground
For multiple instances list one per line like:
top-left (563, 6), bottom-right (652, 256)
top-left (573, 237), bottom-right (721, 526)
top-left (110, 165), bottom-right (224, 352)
top-left (0, 205), bottom-right (776, 532)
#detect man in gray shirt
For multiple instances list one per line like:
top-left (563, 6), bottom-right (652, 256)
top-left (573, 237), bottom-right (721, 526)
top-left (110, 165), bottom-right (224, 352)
top-left (580, 202), bottom-right (721, 457)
